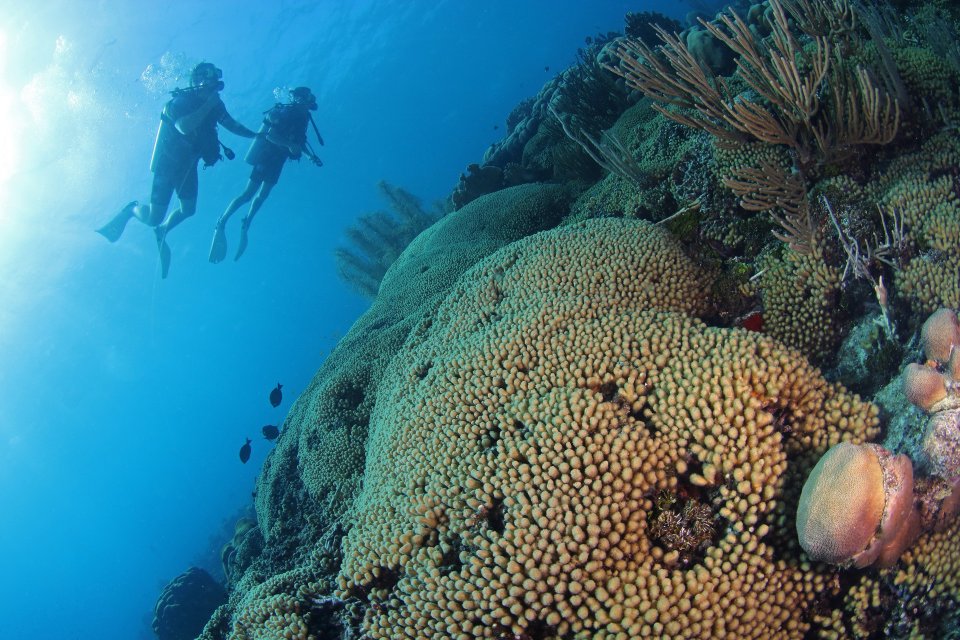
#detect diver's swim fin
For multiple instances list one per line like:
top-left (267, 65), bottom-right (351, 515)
top-left (208, 224), bottom-right (227, 264)
top-left (155, 227), bottom-right (171, 279)
top-left (234, 221), bottom-right (250, 261)
top-left (159, 241), bottom-right (171, 279)
top-left (96, 201), bottom-right (137, 242)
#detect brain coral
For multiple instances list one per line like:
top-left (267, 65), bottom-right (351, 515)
top-left (336, 218), bottom-right (878, 639)
top-left (796, 442), bottom-right (917, 569)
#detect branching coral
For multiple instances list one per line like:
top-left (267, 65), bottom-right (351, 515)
top-left (335, 181), bottom-right (446, 298)
top-left (606, 0), bottom-right (899, 172)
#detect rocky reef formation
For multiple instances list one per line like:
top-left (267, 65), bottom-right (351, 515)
top-left (154, 567), bottom-right (227, 640)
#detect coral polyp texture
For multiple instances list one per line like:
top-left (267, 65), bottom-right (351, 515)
top-left (335, 218), bottom-right (879, 639)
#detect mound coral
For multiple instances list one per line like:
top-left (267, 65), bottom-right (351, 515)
top-left (256, 183), bottom-right (576, 543)
top-left (923, 409), bottom-right (960, 484)
top-left (336, 218), bottom-right (878, 639)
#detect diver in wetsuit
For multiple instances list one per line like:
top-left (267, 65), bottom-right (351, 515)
top-left (97, 62), bottom-right (257, 278)
top-left (208, 86), bottom-right (323, 263)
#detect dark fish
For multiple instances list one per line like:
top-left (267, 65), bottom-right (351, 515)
top-left (544, 65), bottom-right (550, 72)
top-left (493, 124), bottom-right (499, 130)
top-left (239, 438), bottom-right (252, 463)
top-left (262, 425), bottom-right (280, 441)
top-left (269, 383), bottom-right (283, 407)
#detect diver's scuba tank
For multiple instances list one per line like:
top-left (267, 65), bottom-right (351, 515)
top-left (150, 112), bottom-right (194, 174)
top-left (244, 123), bottom-right (272, 165)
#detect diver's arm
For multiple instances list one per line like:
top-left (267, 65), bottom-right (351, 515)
top-left (265, 131), bottom-right (302, 155)
top-left (171, 93), bottom-right (221, 136)
top-left (219, 111), bottom-right (257, 138)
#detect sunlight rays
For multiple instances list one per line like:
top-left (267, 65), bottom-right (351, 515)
top-left (0, 29), bottom-right (26, 197)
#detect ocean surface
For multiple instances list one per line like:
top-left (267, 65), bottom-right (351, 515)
top-left (0, 1), bottom-right (692, 638)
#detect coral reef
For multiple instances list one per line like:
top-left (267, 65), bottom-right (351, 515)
top-left (254, 183), bottom-right (576, 573)
top-left (451, 36), bottom-right (635, 210)
top-left (795, 305), bottom-right (960, 635)
top-left (221, 517), bottom-right (263, 588)
top-left (335, 219), bottom-right (878, 638)
top-left (194, 1), bottom-right (960, 638)
top-left (624, 11), bottom-right (682, 47)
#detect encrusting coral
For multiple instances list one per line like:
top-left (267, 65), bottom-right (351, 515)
top-left (336, 218), bottom-right (879, 639)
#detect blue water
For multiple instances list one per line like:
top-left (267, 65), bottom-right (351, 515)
top-left (0, 1), bottom-right (687, 638)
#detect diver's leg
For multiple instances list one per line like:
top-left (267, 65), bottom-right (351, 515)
top-left (210, 179), bottom-right (261, 264)
top-left (156, 166), bottom-right (199, 237)
top-left (157, 198), bottom-right (197, 236)
top-left (235, 183), bottom-right (274, 261)
top-left (97, 174), bottom-right (170, 241)
top-left (217, 179), bottom-right (260, 226)
top-left (138, 172), bottom-right (176, 226)
top-left (244, 182), bottom-right (274, 227)
top-left (155, 198), bottom-right (195, 279)
top-left (155, 166), bottom-right (198, 279)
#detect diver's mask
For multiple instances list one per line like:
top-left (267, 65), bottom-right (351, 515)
top-left (290, 86), bottom-right (318, 111)
top-left (191, 63), bottom-right (225, 91)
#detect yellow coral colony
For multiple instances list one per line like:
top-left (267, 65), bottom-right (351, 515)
top-left (336, 219), bottom-right (877, 639)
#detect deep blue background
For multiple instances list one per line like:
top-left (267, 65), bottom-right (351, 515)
top-left (0, 1), bottom-right (690, 637)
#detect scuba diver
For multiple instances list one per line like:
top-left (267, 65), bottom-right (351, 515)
top-left (97, 62), bottom-right (257, 278)
top-left (209, 86), bottom-right (324, 263)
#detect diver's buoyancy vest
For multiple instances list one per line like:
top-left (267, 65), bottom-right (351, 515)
top-left (245, 104), bottom-right (308, 165)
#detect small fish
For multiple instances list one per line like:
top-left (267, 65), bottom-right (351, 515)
top-left (493, 124), bottom-right (499, 130)
top-left (269, 383), bottom-right (283, 407)
top-left (239, 438), bottom-right (252, 463)
top-left (544, 65), bottom-right (550, 72)
top-left (262, 425), bottom-right (280, 441)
